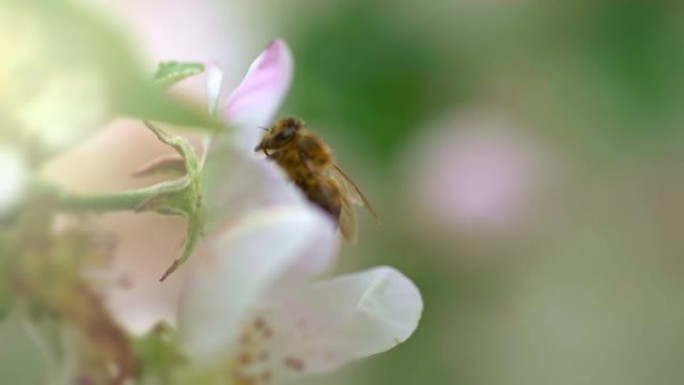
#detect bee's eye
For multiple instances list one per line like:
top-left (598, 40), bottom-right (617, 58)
top-left (274, 127), bottom-right (295, 142)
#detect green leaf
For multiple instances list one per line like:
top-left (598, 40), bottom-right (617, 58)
top-left (153, 62), bottom-right (206, 88)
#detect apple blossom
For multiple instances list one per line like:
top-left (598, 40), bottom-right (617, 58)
top-left (114, 39), bottom-right (423, 384)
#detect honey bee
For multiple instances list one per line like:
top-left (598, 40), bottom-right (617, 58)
top-left (254, 117), bottom-right (378, 241)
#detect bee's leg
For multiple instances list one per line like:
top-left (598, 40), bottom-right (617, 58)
top-left (263, 149), bottom-right (278, 161)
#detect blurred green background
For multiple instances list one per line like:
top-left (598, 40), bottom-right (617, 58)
top-left (5, 0), bottom-right (684, 384)
top-left (277, 1), bottom-right (684, 384)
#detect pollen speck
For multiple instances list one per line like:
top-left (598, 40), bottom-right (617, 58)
top-left (283, 356), bottom-right (305, 372)
top-left (239, 353), bottom-right (254, 366)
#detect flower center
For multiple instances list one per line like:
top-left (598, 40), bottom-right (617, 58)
top-left (230, 316), bottom-right (307, 385)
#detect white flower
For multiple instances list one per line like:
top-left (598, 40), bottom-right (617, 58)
top-left (183, 38), bottom-right (423, 382)
top-left (180, 206), bottom-right (421, 381)
top-left (107, 39), bottom-right (422, 383)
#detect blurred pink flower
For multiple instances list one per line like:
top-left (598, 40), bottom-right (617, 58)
top-left (404, 112), bottom-right (546, 234)
top-left (101, 39), bottom-right (422, 380)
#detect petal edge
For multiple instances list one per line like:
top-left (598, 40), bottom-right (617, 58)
top-left (223, 39), bottom-right (293, 151)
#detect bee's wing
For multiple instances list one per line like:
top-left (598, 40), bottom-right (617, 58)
top-left (329, 163), bottom-right (380, 222)
top-left (338, 194), bottom-right (358, 243)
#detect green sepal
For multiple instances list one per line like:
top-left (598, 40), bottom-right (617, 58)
top-left (153, 62), bottom-right (206, 88)
top-left (137, 122), bottom-right (205, 281)
top-left (133, 322), bottom-right (187, 384)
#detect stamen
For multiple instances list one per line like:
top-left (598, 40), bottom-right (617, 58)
top-left (283, 357), bottom-right (305, 372)
top-left (239, 353), bottom-right (254, 366)
top-left (254, 318), bottom-right (266, 330)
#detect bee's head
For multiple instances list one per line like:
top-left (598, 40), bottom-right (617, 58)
top-left (254, 117), bottom-right (303, 152)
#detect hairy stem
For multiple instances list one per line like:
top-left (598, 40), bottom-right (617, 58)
top-left (43, 180), bottom-right (183, 213)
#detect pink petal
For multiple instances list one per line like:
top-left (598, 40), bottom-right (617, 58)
top-left (223, 39), bottom-right (293, 151)
top-left (231, 267), bottom-right (423, 381)
top-left (178, 205), bottom-right (337, 363)
top-left (201, 40), bottom-right (299, 229)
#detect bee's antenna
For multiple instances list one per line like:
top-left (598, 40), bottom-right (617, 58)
top-left (259, 126), bottom-right (269, 132)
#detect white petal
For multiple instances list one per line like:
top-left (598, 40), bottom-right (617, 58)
top-left (223, 39), bottom-right (293, 151)
top-left (205, 62), bottom-right (224, 118)
top-left (236, 267), bottom-right (423, 378)
top-left (200, 62), bottom-right (225, 167)
top-left (201, 134), bottom-right (306, 232)
top-left (178, 205), bottom-right (337, 364)
top-left (0, 147), bottom-right (28, 216)
top-left (310, 267), bottom-right (423, 358)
